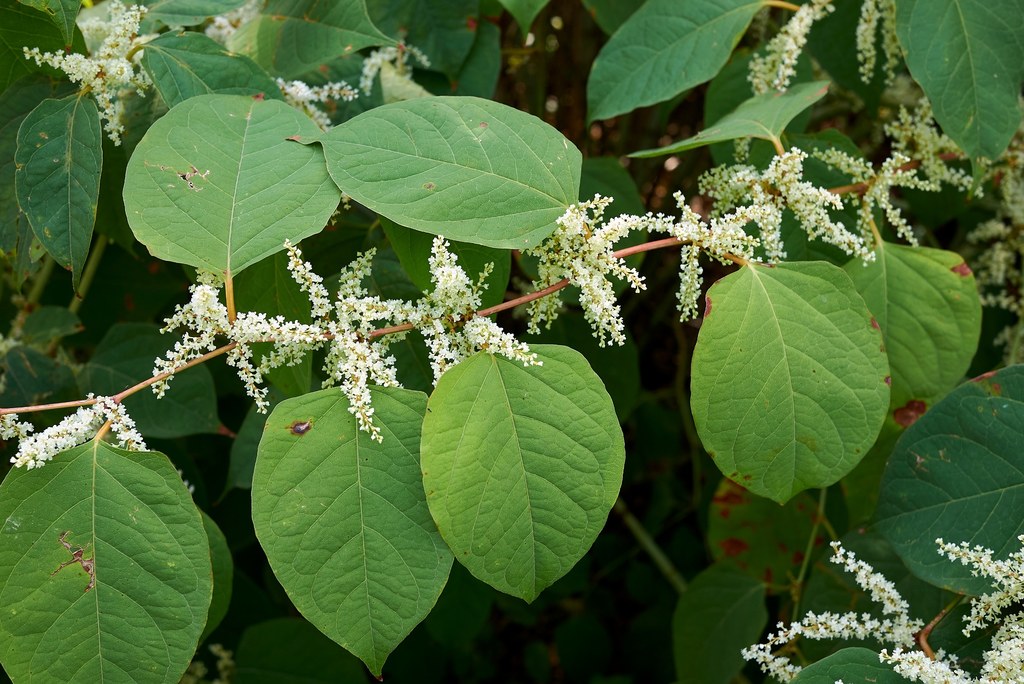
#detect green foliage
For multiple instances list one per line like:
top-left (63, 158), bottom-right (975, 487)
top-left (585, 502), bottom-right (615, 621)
top-left (1, 1), bottom-right (1022, 682)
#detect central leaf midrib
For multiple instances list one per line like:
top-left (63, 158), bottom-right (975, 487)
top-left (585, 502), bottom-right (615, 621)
top-left (224, 103), bottom-right (256, 276)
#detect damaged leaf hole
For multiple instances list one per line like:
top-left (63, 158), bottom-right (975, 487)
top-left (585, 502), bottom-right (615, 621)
top-left (289, 420), bottom-right (313, 435)
top-left (147, 161), bottom-right (210, 191)
top-left (51, 531), bottom-right (96, 593)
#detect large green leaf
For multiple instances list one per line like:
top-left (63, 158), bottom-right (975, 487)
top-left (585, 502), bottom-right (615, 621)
top-left (845, 243), bottom-right (981, 417)
top-left (672, 563), bottom-right (767, 684)
top-left (791, 648), bottom-right (903, 683)
top-left (895, 0), bottom-right (1024, 160)
top-left (586, 0), bottom-right (762, 121)
top-left (228, 0), bottom-right (394, 79)
top-left (79, 323), bottom-right (220, 438)
top-left (15, 94), bottom-right (101, 286)
top-left (691, 262), bottom-right (890, 503)
top-left (123, 94), bottom-right (341, 276)
top-left (420, 345), bottom-right (625, 601)
top-left (875, 366), bottom-right (1024, 595)
top-left (631, 81), bottom-right (829, 157)
top-left (140, 31), bottom-right (284, 109)
top-left (321, 96), bottom-right (581, 249)
top-left (0, 442), bottom-right (212, 682)
top-left (252, 387), bottom-right (452, 676)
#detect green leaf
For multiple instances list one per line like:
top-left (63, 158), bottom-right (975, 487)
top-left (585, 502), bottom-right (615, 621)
top-left (381, 217), bottom-right (510, 309)
top-left (691, 261), bottom-right (890, 503)
top-left (791, 648), bottom-right (903, 683)
top-left (235, 618), bottom-right (367, 683)
top-left (16, 0), bottom-right (79, 45)
top-left (200, 512), bottom-right (233, 643)
top-left (0, 1), bottom-right (83, 94)
top-left (497, 0), bottom-right (548, 34)
top-left (1, 76), bottom-right (71, 254)
top-left (20, 304), bottom-right (82, 344)
top-left (421, 345), bottom-right (625, 601)
top-left (895, 0), bottom-right (1024, 160)
top-left (631, 81), bottom-right (830, 157)
top-left (586, 0), bottom-right (763, 122)
top-left (672, 564), bottom-right (767, 684)
top-left (123, 94), bottom-right (341, 276)
top-left (368, 0), bottom-right (480, 79)
top-left (15, 94), bottom-right (102, 286)
top-left (79, 323), bottom-right (220, 438)
top-left (144, 0), bottom-right (247, 26)
top-left (252, 387), bottom-right (452, 676)
top-left (0, 442), bottom-right (212, 682)
top-left (235, 251), bottom-right (313, 397)
top-left (140, 31), bottom-right (284, 109)
top-left (321, 96), bottom-right (581, 249)
top-left (707, 478), bottom-right (817, 583)
top-left (875, 366), bottom-right (1024, 594)
top-left (228, 0), bottom-right (394, 79)
top-left (845, 243), bottom-right (981, 417)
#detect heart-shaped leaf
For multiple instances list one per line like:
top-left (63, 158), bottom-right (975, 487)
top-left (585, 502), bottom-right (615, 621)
top-left (123, 94), bottom-right (341, 277)
top-left (691, 261), bottom-right (890, 503)
top-left (252, 387), bottom-right (452, 676)
top-left (421, 345), bottom-right (625, 601)
top-left (0, 442), bottom-right (212, 682)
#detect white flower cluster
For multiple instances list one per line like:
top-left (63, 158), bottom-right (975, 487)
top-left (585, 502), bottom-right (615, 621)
top-left (276, 78), bottom-right (358, 131)
top-left (885, 101), bottom-right (973, 193)
top-left (749, 0), bottom-right (834, 94)
top-left (526, 193), bottom-right (764, 339)
top-left (154, 239), bottom-right (536, 440)
top-left (700, 149), bottom-right (872, 260)
top-left (3, 396), bottom-right (146, 470)
top-left (814, 147), bottom-right (939, 245)
top-left (204, 0), bottom-right (262, 45)
top-left (855, 0), bottom-right (901, 85)
top-left (25, 2), bottom-right (152, 145)
top-left (525, 195), bottom-right (647, 346)
top-left (413, 237), bottom-right (538, 379)
top-left (745, 537), bottom-right (1024, 683)
top-left (742, 541), bottom-right (923, 682)
top-left (360, 43), bottom-right (431, 103)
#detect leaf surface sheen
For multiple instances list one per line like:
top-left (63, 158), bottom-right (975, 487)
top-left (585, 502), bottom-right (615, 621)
top-left (691, 262), bottom-right (890, 503)
top-left (252, 387), bottom-right (452, 676)
top-left (0, 442), bottom-right (212, 683)
top-left (420, 345), bottom-right (625, 602)
top-left (123, 94), bottom-right (340, 276)
top-left (15, 94), bottom-right (102, 286)
top-left (895, 0), bottom-right (1024, 160)
top-left (321, 96), bottom-right (581, 249)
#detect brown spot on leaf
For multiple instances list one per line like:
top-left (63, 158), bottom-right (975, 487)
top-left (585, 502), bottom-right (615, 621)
top-left (423, 182), bottom-right (436, 191)
top-left (467, 16), bottom-right (478, 30)
top-left (951, 262), bottom-right (972, 276)
top-left (286, 134), bottom-right (302, 141)
top-left (718, 538), bottom-right (749, 557)
top-left (289, 420), bottom-right (312, 435)
top-left (704, 295), bottom-right (712, 317)
top-left (252, 92), bottom-right (265, 101)
top-left (884, 375), bottom-right (892, 386)
top-left (870, 317), bottom-right (880, 330)
top-left (894, 400), bottom-right (927, 428)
